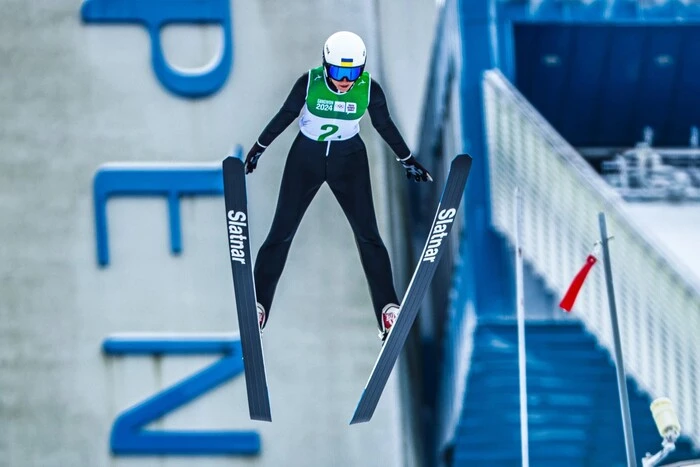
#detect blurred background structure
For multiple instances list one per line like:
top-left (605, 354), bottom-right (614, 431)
top-left (1, 0), bottom-right (700, 466)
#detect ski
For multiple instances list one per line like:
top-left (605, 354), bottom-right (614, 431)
top-left (350, 154), bottom-right (472, 424)
top-left (222, 154), bottom-right (272, 422)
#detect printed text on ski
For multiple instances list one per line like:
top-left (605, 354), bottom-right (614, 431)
top-left (423, 208), bottom-right (456, 263)
top-left (227, 210), bottom-right (248, 264)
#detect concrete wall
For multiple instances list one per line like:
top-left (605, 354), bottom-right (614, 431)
top-left (0, 0), bottom-right (437, 466)
top-left (375, 0), bottom-right (438, 152)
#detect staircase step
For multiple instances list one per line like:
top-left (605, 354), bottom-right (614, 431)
top-left (477, 322), bottom-right (587, 334)
top-left (453, 320), bottom-right (700, 466)
top-left (468, 361), bottom-right (616, 378)
top-left (452, 457), bottom-right (589, 467)
top-left (459, 405), bottom-right (668, 434)
top-left (457, 406), bottom-right (597, 426)
top-left (460, 428), bottom-right (589, 446)
top-left (463, 391), bottom-right (595, 406)
top-left (472, 348), bottom-right (613, 365)
top-left (465, 374), bottom-right (618, 390)
top-left (453, 442), bottom-right (589, 462)
top-left (474, 335), bottom-right (600, 350)
top-left (475, 329), bottom-right (599, 343)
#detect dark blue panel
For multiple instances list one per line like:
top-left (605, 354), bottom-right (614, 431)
top-left (515, 24), bottom-right (700, 147)
top-left (595, 27), bottom-right (649, 145)
top-left (633, 27), bottom-right (683, 145)
top-left (517, 26), bottom-right (573, 128)
top-left (511, 24), bottom-right (539, 96)
top-left (557, 26), bottom-right (611, 146)
top-left (666, 28), bottom-right (700, 145)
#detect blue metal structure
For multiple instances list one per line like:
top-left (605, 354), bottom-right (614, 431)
top-left (419, 0), bottom-right (700, 465)
top-left (453, 0), bottom-right (700, 314)
top-left (497, 1), bottom-right (700, 147)
top-left (448, 0), bottom-right (700, 334)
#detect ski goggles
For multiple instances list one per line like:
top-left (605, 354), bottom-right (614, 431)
top-left (327, 64), bottom-right (363, 82)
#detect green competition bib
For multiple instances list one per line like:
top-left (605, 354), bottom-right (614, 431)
top-left (298, 66), bottom-right (370, 142)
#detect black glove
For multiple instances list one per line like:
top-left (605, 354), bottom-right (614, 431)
top-left (398, 155), bottom-right (433, 182)
top-left (245, 142), bottom-right (266, 174)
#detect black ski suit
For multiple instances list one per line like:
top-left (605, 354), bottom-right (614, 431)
top-left (251, 73), bottom-right (413, 328)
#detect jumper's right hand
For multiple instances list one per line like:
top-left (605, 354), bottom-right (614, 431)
top-left (245, 142), bottom-right (266, 174)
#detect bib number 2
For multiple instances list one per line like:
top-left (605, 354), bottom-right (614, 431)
top-left (318, 124), bottom-right (339, 142)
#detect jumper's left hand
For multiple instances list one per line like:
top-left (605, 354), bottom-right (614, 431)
top-left (399, 155), bottom-right (433, 182)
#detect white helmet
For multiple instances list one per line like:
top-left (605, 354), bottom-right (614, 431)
top-left (323, 31), bottom-right (366, 74)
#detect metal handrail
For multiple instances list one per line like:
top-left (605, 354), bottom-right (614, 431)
top-left (483, 68), bottom-right (700, 445)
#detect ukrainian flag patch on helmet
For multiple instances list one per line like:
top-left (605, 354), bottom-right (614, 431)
top-left (340, 58), bottom-right (354, 66)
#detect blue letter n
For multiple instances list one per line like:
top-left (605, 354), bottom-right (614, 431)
top-left (103, 334), bottom-right (260, 456)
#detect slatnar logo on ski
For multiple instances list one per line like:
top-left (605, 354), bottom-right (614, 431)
top-left (227, 210), bottom-right (248, 264)
top-left (422, 208), bottom-right (456, 263)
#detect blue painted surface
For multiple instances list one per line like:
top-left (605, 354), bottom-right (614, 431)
top-left (457, 0), bottom-right (516, 318)
top-left (428, 1), bottom-right (700, 465)
top-left (435, 230), bottom-right (477, 465)
top-left (103, 335), bottom-right (240, 354)
top-left (93, 147), bottom-right (242, 267)
top-left (499, 0), bottom-right (700, 23)
top-left (104, 335), bottom-right (260, 456)
top-left (80, 0), bottom-right (233, 98)
top-left (450, 321), bottom-right (700, 466)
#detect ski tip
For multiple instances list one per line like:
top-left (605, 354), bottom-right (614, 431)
top-left (451, 153), bottom-right (473, 171)
top-left (223, 155), bottom-right (243, 166)
top-left (223, 146), bottom-right (245, 165)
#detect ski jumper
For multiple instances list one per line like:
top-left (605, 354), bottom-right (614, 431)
top-left (253, 67), bottom-right (411, 327)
